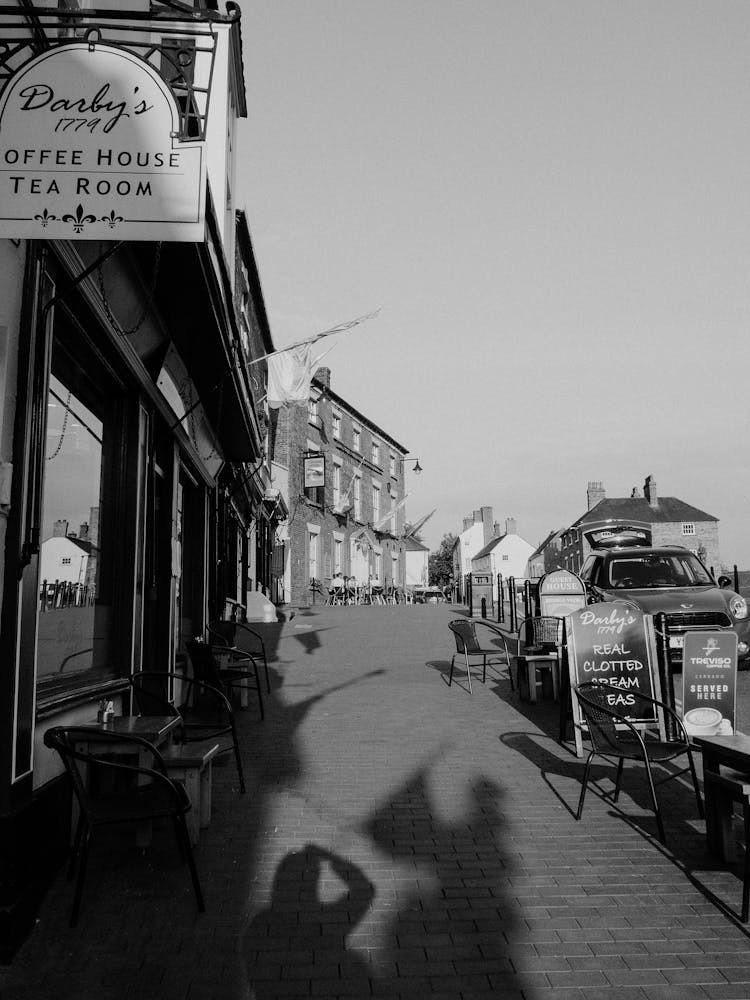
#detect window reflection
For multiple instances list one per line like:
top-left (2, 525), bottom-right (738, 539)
top-left (37, 373), bottom-right (107, 679)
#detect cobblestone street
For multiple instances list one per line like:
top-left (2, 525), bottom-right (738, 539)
top-left (3, 604), bottom-right (750, 1000)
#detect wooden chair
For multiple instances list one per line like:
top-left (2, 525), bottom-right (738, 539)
top-left (448, 619), bottom-right (514, 694)
top-left (574, 681), bottom-right (703, 845)
top-left (43, 726), bottom-right (204, 927)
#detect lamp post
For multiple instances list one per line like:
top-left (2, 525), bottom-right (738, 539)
top-left (398, 455), bottom-right (422, 475)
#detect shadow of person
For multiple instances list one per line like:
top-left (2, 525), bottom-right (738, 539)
top-left (244, 844), bottom-right (375, 999)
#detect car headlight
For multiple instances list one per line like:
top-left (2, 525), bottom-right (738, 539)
top-left (729, 595), bottom-right (749, 620)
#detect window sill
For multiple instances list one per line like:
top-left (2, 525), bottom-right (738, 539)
top-left (36, 676), bottom-right (130, 721)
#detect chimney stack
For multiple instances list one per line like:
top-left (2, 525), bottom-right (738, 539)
top-left (587, 481), bottom-right (606, 510)
top-left (644, 475), bottom-right (658, 508)
top-left (53, 519), bottom-right (69, 538)
top-left (481, 506), bottom-right (494, 544)
top-left (314, 367), bottom-right (331, 390)
top-left (505, 517), bottom-right (517, 535)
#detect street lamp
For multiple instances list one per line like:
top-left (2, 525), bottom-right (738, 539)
top-left (398, 456), bottom-right (422, 475)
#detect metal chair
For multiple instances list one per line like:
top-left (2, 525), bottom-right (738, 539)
top-left (207, 619), bottom-right (271, 694)
top-left (187, 638), bottom-right (264, 720)
top-left (448, 619), bottom-right (514, 694)
top-left (574, 681), bottom-right (704, 845)
top-left (43, 726), bottom-right (205, 927)
top-left (130, 671), bottom-right (246, 793)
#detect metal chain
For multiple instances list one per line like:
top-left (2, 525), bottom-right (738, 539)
top-left (46, 389), bottom-right (71, 461)
top-left (96, 241), bottom-right (162, 337)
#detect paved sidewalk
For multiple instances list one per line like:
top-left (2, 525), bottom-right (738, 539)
top-left (3, 605), bottom-right (750, 1000)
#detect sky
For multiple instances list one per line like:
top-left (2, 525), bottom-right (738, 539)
top-left (236, 0), bottom-right (750, 567)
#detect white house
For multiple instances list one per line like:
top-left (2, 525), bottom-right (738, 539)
top-left (451, 506), bottom-right (500, 595)
top-left (470, 518), bottom-right (535, 584)
top-left (39, 536), bottom-right (93, 587)
top-left (405, 536), bottom-right (429, 587)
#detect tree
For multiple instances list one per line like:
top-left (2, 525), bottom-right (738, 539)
top-left (429, 533), bottom-right (457, 587)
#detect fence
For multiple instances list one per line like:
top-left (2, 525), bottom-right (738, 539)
top-left (39, 580), bottom-right (95, 611)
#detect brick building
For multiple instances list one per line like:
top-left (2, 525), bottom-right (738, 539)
top-left (560, 476), bottom-right (722, 573)
top-left (270, 367), bottom-right (410, 606)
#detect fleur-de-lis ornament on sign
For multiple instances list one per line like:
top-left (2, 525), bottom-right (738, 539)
top-left (101, 210), bottom-right (123, 229)
top-left (34, 208), bottom-right (57, 227)
top-left (62, 204), bottom-right (97, 233)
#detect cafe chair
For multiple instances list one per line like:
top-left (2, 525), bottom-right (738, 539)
top-left (448, 619), bottom-right (514, 694)
top-left (186, 639), bottom-right (264, 720)
top-left (518, 615), bottom-right (564, 653)
top-left (43, 726), bottom-right (205, 927)
top-left (207, 619), bottom-right (271, 694)
top-left (130, 671), bottom-right (246, 793)
top-left (573, 681), bottom-right (704, 845)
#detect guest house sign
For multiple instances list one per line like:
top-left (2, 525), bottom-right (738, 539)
top-left (0, 43), bottom-right (206, 240)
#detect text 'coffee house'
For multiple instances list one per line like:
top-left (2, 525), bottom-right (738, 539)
top-left (0, 42), bottom-right (206, 240)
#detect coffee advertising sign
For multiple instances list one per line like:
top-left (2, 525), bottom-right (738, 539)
top-left (0, 43), bottom-right (206, 240)
top-left (681, 631), bottom-right (737, 737)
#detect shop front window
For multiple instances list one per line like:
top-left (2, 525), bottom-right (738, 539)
top-left (28, 309), bottom-right (135, 701)
top-left (36, 369), bottom-right (110, 683)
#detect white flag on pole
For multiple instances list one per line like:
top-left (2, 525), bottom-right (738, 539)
top-left (266, 343), bottom-right (315, 409)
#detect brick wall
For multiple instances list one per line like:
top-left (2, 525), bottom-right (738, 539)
top-left (274, 374), bottom-right (408, 606)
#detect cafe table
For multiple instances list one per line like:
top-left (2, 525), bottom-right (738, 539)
top-left (75, 715), bottom-right (182, 846)
top-left (692, 733), bottom-right (750, 862)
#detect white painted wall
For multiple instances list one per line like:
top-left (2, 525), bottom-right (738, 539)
top-left (486, 534), bottom-right (536, 582)
top-left (457, 522), bottom-right (487, 580)
top-left (405, 548), bottom-right (428, 587)
top-left (40, 537), bottom-right (89, 585)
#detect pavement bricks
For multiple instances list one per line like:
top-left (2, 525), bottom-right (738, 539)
top-left (1, 604), bottom-right (750, 999)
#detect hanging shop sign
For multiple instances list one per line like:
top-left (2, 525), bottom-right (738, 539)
top-left (0, 43), bottom-right (206, 241)
top-left (681, 631), bottom-right (737, 737)
top-left (303, 455), bottom-right (325, 489)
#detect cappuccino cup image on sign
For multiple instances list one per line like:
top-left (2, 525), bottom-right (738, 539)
top-left (683, 706), bottom-right (726, 737)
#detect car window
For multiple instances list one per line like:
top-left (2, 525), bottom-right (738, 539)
top-left (607, 553), bottom-right (713, 588)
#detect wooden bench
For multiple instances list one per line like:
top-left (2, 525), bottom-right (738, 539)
top-left (161, 740), bottom-right (220, 845)
top-left (703, 767), bottom-right (750, 921)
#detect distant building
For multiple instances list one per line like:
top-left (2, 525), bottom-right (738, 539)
top-left (270, 367), bottom-right (409, 606)
top-left (526, 528), bottom-right (564, 579)
top-left (470, 518), bottom-right (536, 583)
top-left (560, 476), bottom-right (721, 572)
top-left (451, 506), bottom-right (500, 600)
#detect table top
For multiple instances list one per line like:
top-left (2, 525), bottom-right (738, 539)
top-left (692, 733), bottom-right (750, 767)
top-left (82, 715), bottom-right (180, 744)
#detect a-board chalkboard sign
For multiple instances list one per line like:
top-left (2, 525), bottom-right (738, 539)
top-left (538, 569), bottom-right (587, 618)
top-left (566, 602), bottom-right (663, 756)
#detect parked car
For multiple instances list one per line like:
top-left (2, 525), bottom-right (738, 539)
top-left (579, 544), bottom-right (750, 668)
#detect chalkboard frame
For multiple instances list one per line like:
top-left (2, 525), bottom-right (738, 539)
top-left (565, 602), bottom-right (665, 757)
